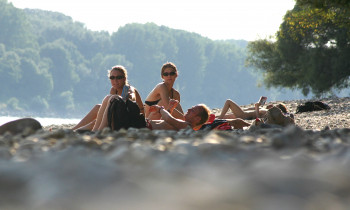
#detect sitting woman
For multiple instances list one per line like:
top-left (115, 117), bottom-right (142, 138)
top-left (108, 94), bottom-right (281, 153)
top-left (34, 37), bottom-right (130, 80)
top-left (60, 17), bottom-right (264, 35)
top-left (73, 65), bottom-right (144, 131)
top-left (218, 99), bottom-right (290, 120)
top-left (144, 62), bottom-right (184, 120)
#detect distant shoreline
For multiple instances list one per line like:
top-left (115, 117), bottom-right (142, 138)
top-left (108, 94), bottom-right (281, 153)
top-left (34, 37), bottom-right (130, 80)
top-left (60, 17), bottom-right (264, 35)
top-left (0, 116), bottom-right (80, 127)
top-left (2, 96), bottom-right (349, 130)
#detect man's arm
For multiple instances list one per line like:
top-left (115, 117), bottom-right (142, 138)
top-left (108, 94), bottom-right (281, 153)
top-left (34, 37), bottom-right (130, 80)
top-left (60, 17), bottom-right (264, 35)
top-left (159, 108), bottom-right (189, 130)
top-left (150, 105), bottom-right (188, 130)
top-left (166, 99), bottom-right (185, 120)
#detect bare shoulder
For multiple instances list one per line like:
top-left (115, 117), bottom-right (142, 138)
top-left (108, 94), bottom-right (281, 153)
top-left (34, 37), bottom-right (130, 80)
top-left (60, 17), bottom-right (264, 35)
top-left (149, 82), bottom-right (165, 93)
top-left (158, 82), bottom-right (168, 90)
top-left (155, 83), bottom-right (170, 96)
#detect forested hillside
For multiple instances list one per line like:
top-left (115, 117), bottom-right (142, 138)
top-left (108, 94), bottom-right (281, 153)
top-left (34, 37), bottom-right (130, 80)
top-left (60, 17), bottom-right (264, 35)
top-left (0, 0), bottom-right (307, 117)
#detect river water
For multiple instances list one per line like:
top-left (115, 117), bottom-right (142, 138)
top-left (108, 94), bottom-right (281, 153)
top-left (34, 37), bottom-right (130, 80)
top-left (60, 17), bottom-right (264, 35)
top-left (0, 116), bottom-right (80, 127)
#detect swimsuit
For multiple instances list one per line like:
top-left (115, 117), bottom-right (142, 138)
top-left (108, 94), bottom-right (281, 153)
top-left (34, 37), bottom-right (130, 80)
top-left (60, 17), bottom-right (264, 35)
top-left (144, 89), bottom-right (174, 106)
top-left (144, 99), bottom-right (161, 106)
top-left (145, 119), bottom-right (152, 130)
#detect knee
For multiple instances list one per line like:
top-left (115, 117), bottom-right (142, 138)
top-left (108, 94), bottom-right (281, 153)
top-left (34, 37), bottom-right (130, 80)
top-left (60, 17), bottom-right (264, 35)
top-left (93, 104), bottom-right (101, 111)
top-left (102, 95), bottom-right (113, 103)
top-left (225, 99), bottom-right (233, 104)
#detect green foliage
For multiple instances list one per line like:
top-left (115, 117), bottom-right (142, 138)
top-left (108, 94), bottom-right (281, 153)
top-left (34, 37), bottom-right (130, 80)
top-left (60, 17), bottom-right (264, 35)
top-left (40, 40), bottom-right (79, 95)
top-left (0, 0), bottom-right (308, 117)
top-left (29, 96), bottom-right (49, 111)
top-left (18, 58), bottom-right (53, 99)
top-left (0, 51), bottom-right (22, 99)
top-left (0, 0), bottom-right (37, 49)
top-left (6, 97), bottom-right (22, 111)
top-left (247, 0), bottom-right (350, 96)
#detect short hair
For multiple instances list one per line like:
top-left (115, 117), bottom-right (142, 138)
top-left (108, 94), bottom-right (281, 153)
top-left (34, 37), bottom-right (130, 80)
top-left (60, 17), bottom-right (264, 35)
top-left (108, 65), bottom-right (128, 84)
top-left (161, 62), bottom-right (178, 77)
top-left (196, 104), bottom-right (211, 126)
top-left (276, 103), bottom-right (287, 113)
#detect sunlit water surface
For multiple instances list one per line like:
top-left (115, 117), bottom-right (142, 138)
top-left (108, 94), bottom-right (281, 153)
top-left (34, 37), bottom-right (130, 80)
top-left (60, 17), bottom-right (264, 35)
top-left (0, 116), bottom-right (80, 126)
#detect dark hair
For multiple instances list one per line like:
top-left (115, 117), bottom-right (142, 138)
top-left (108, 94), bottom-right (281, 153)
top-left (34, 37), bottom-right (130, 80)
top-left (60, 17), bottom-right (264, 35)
top-left (276, 103), bottom-right (287, 113)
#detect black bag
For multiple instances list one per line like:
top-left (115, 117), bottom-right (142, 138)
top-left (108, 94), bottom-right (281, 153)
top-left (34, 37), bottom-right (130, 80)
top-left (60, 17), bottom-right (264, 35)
top-left (107, 97), bottom-right (146, 130)
top-left (296, 101), bottom-right (331, 114)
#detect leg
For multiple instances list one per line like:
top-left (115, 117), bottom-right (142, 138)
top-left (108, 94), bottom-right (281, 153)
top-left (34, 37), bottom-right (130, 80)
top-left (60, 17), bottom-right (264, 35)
top-left (92, 95), bottom-right (112, 131)
top-left (218, 99), bottom-right (246, 119)
top-left (220, 113), bottom-right (236, 119)
top-left (94, 105), bottom-right (110, 131)
top-left (226, 118), bottom-right (251, 129)
top-left (74, 119), bottom-right (96, 131)
top-left (72, 104), bottom-right (101, 130)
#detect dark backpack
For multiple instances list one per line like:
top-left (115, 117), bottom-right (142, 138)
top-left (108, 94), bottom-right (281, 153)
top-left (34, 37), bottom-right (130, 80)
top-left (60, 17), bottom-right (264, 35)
top-left (296, 101), bottom-right (331, 114)
top-left (107, 97), bottom-right (146, 130)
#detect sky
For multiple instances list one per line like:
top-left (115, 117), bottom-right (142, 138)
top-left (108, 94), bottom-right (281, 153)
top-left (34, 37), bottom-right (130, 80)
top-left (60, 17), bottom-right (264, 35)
top-left (8, 0), bottom-right (295, 41)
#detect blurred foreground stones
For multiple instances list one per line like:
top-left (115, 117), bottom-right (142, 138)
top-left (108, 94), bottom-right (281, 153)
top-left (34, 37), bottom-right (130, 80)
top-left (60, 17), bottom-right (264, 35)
top-left (1, 125), bottom-right (350, 210)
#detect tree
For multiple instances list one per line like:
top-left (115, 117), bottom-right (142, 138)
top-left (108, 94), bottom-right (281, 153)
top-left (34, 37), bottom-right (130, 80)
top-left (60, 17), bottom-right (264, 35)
top-left (40, 40), bottom-right (78, 95)
top-left (247, 0), bottom-right (350, 96)
top-left (0, 0), bottom-right (37, 49)
top-left (0, 51), bottom-right (22, 99)
top-left (18, 58), bottom-right (53, 101)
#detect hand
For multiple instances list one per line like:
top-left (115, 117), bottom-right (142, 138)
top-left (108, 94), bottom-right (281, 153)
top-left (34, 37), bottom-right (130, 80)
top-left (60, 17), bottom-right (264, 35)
top-left (149, 105), bottom-right (163, 113)
top-left (110, 87), bottom-right (117, 95)
top-left (127, 89), bottom-right (135, 101)
top-left (168, 99), bottom-right (179, 111)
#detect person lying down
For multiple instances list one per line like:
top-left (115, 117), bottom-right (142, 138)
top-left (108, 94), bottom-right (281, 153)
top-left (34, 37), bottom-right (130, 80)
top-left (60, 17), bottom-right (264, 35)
top-left (218, 99), bottom-right (293, 120)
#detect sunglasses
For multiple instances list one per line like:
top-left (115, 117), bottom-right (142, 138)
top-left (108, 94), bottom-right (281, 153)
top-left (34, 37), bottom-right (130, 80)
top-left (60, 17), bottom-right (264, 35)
top-left (162, 72), bottom-right (176, 77)
top-left (109, 75), bottom-right (125, 80)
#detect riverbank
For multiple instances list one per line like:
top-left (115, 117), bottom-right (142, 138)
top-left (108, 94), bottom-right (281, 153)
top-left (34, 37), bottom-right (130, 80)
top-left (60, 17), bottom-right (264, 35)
top-left (210, 96), bottom-right (350, 130)
top-left (0, 116), bottom-right (80, 127)
top-left (46, 96), bottom-right (350, 131)
top-left (1, 97), bottom-right (350, 209)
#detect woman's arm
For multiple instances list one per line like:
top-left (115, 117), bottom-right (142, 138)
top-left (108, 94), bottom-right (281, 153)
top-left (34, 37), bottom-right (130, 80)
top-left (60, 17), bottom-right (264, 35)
top-left (254, 103), bottom-right (260, 118)
top-left (144, 83), bottom-right (162, 101)
top-left (169, 90), bottom-right (184, 119)
top-left (134, 89), bottom-right (145, 115)
top-left (158, 83), bottom-right (171, 106)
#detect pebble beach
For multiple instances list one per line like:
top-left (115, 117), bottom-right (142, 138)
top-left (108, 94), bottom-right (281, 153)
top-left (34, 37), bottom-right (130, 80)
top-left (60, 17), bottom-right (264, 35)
top-left (1, 97), bottom-right (350, 210)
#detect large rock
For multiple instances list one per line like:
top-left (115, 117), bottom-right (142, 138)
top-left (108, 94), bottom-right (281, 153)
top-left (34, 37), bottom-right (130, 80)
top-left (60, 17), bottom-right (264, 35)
top-left (0, 118), bottom-right (42, 135)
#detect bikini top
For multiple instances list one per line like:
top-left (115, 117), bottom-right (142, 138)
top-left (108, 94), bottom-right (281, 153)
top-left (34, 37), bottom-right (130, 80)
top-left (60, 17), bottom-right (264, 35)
top-left (145, 99), bottom-right (161, 106)
top-left (145, 88), bottom-right (174, 106)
